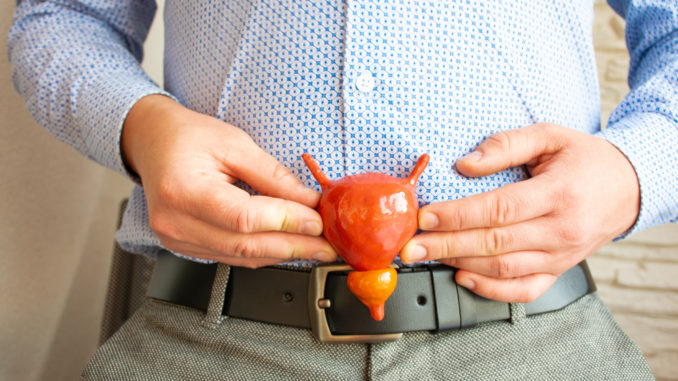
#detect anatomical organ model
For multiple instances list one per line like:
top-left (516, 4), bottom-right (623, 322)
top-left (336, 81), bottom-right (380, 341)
top-left (302, 153), bottom-right (430, 321)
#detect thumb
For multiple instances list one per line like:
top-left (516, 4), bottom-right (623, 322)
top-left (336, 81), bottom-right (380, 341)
top-left (455, 123), bottom-right (564, 177)
top-left (232, 148), bottom-right (321, 208)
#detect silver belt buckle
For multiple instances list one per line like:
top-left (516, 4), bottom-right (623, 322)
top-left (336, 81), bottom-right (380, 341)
top-left (308, 263), bottom-right (403, 343)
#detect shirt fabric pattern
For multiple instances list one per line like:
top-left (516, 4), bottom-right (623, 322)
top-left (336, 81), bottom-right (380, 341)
top-left (8, 0), bottom-right (678, 267)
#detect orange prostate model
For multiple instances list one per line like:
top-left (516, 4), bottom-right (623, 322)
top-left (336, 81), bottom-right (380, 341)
top-left (302, 153), bottom-right (429, 321)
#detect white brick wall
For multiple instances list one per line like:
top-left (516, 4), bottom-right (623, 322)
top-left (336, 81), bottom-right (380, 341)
top-left (592, 4), bottom-right (678, 379)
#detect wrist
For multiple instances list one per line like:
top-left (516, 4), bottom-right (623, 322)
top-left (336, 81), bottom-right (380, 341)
top-left (121, 94), bottom-right (185, 179)
top-left (605, 140), bottom-right (641, 235)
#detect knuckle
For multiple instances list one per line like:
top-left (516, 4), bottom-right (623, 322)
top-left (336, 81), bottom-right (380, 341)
top-left (439, 235), bottom-right (455, 258)
top-left (221, 131), bottom-right (252, 163)
top-left (279, 212), bottom-right (293, 232)
top-left (556, 224), bottom-right (585, 246)
top-left (231, 238), bottom-right (260, 258)
top-left (484, 229), bottom-right (511, 255)
top-left (487, 131), bottom-right (512, 152)
top-left (285, 245), bottom-right (304, 260)
top-left (225, 126), bottom-right (253, 146)
top-left (539, 122), bottom-right (560, 137)
top-left (491, 257), bottom-right (513, 278)
top-left (149, 211), bottom-right (177, 239)
top-left (270, 161), bottom-right (296, 184)
top-left (534, 122), bottom-right (551, 132)
top-left (491, 195), bottom-right (516, 226)
top-left (446, 207), bottom-right (464, 230)
top-left (154, 179), bottom-right (182, 208)
top-left (234, 208), bottom-right (257, 233)
top-left (275, 201), bottom-right (298, 232)
top-left (552, 187), bottom-right (576, 209)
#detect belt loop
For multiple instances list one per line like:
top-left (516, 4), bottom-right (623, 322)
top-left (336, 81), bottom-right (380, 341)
top-left (430, 267), bottom-right (461, 331)
top-left (201, 263), bottom-right (231, 329)
top-left (509, 303), bottom-right (526, 325)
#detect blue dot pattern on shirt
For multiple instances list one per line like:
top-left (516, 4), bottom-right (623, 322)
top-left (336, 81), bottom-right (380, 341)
top-left (8, 0), bottom-right (678, 266)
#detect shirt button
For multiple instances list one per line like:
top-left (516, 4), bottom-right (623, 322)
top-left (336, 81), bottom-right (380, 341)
top-left (356, 71), bottom-right (376, 92)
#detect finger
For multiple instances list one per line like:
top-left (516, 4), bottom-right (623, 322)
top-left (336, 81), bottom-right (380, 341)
top-left (159, 239), bottom-right (284, 268)
top-left (418, 176), bottom-right (556, 231)
top-left (225, 137), bottom-right (320, 207)
top-left (455, 270), bottom-right (558, 303)
top-left (181, 177), bottom-right (324, 235)
top-left (218, 231), bottom-right (337, 262)
top-left (401, 219), bottom-right (559, 263)
top-left (438, 251), bottom-right (556, 279)
top-left (455, 123), bottom-right (565, 178)
top-left (157, 212), bottom-right (338, 263)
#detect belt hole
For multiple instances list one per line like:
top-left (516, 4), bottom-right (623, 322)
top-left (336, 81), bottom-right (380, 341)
top-left (282, 292), bottom-right (294, 303)
top-left (417, 295), bottom-right (427, 306)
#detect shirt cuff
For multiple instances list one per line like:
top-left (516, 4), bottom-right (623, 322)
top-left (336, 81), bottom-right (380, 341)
top-left (595, 112), bottom-right (678, 238)
top-left (76, 72), bottom-right (176, 183)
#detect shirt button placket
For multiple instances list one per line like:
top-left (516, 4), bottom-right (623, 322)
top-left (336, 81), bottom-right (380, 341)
top-left (356, 70), bottom-right (376, 93)
top-left (342, 0), bottom-right (382, 175)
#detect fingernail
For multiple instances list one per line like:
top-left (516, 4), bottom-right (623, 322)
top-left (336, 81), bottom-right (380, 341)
top-left (457, 277), bottom-right (475, 290)
top-left (402, 243), bottom-right (427, 263)
top-left (462, 151), bottom-right (482, 162)
top-left (312, 251), bottom-right (336, 262)
top-left (419, 212), bottom-right (439, 230)
top-left (301, 220), bottom-right (323, 235)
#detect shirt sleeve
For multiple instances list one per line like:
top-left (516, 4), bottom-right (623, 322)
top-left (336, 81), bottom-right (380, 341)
top-left (596, 0), bottom-right (678, 235)
top-left (7, 0), bottom-right (173, 179)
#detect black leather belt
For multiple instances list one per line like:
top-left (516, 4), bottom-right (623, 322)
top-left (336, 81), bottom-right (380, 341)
top-left (147, 252), bottom-right (596, 343)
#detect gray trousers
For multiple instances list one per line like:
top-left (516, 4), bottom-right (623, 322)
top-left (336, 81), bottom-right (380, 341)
top-left (82, 265), bottom-right (653, 380)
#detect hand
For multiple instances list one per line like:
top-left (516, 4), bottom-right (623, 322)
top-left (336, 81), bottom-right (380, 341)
top-left (401, 123), bottom-right (640, 303)
top-left (121, 95), bottom-right (337, 267)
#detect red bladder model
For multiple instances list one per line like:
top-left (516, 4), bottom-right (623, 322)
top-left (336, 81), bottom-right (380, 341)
top-left (302, 153), bottom-right (430, 321)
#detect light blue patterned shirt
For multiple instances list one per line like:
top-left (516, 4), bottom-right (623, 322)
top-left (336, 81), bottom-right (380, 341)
top-left (8, 0), bottom-right (678, 265)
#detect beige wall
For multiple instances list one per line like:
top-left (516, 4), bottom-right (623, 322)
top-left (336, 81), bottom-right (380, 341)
top-left (0, 2), bottom-right (162, 380)
top-left (0, 1), bottom-right (675, 380)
